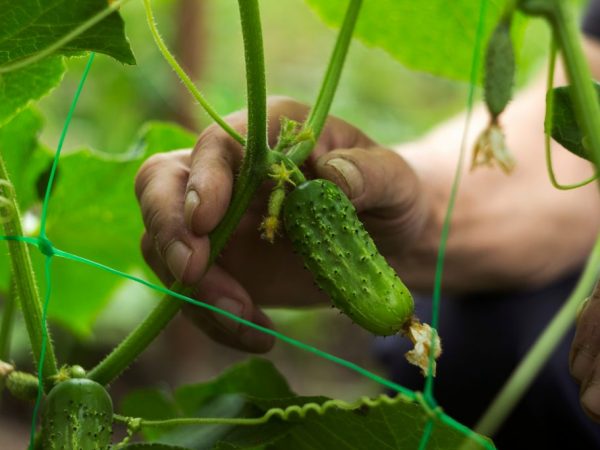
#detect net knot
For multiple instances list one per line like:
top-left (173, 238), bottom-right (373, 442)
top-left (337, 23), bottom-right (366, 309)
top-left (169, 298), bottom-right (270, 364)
top-left (37, 237), bottom-right (55, 257)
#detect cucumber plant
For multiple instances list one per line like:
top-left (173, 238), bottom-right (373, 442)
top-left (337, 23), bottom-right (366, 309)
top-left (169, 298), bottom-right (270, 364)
top-left (0, 0), bottom-right (599, 449)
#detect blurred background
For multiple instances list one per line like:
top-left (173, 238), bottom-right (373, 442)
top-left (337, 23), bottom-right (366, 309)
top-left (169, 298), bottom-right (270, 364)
top-left (0, 0), bottom-right (554, 446)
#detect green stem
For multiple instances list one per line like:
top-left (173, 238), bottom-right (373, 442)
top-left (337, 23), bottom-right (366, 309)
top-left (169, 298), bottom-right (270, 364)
top-left (522, 0), bottom-right (600, 169)
top-left (287, 0), bottom-right (362, 165)
top-left (0, 0), bottom-right (133, 74)
top-left (89, 0), bottom-right (270, 386)
top-left (544, 37), bottom-right (598, 190)
top-left (0, 158), bottom-right (57, 390)
top-left (552, 1), bottom-right (600, 169)
top-left (143, 0), bottom-right (246, 146)
top-left (0, 278), bottom-right (17, 361)
top-left (475, 232), bottom-right (600, 436)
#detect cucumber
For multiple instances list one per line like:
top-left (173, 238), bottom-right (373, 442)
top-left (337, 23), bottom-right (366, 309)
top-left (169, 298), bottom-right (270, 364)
top-left (283, 179), bottom-right (414, 336)
top-left (42, 378), bottom-right (113, 449)
top-left (484, 18), bottom-right (515, 119)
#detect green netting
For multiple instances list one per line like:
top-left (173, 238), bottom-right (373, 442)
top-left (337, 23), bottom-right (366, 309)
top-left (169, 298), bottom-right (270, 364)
top-left (0, 1), bottom-right (498, 449)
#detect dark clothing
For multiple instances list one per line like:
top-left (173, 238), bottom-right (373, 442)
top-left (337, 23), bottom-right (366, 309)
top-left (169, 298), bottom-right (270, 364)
top-left (374, 3), bottom-right (600, 448)
top-left (584, 0), bottom-right (600, 39)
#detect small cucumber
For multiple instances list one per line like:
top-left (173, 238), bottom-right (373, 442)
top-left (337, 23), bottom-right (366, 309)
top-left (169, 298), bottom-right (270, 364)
top-left (283, 179), bottom-right (414, 336)
top-left (484, 18), bottom-right (515, 119)
top-left (42, 378), bottom-right (113, 449)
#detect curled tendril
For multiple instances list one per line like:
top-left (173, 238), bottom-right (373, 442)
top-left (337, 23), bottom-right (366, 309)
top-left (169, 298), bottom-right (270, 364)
top-left (0, 179), bottom-right (16, 225)
top-left (258, 394), bottom-right (410, 421)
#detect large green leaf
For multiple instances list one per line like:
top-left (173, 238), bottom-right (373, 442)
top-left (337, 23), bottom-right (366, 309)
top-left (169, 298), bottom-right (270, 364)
top-left (304, 0), bottom-right (512, 81)
top-left (0, 0), bottom-right (135, 66)
top-left (548, 82), bottom-right (600, 161)
top-left (0, 120), bottom-right (196, 336)
top-left (120, 358), bottom-right (494, 450)
top-left (0, 0), bottom-right (135, 127)
top-left (0, 57), bottom-right (66, 127)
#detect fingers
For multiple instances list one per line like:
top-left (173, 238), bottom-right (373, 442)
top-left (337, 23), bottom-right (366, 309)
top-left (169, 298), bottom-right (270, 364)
top-left (183, 265), bottom-right (275, 353)
top-left (135, 151), bottom-right (210, 284)
top-left (571, 284), bottom-right (600, 420)
top-left (314, 147), bottom-right (426, 220)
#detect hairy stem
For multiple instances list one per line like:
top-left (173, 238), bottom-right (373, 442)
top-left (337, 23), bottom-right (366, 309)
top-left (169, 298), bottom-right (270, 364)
top-left (475, 232), bottom-right (600, 436)
top-left (0, 278), bottom-right (17, 361)
top-left (143, 0), bottom-right (246, 145)
top-left (89, 0), bottom-right (270, 386)
top-left (0, 158), bottom-right (57, 390)
top-left (287, 0), bottom-right (362, 165)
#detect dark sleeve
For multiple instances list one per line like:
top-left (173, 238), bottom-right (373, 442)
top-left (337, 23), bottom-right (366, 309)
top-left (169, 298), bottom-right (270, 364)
top-left (583, 0), bottom-right (600, 39)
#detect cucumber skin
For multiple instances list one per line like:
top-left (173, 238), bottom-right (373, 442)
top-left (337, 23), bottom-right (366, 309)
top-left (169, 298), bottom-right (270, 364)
top-left (484, 19), bottom-right (515, 119)
top-left (42, 378), bottom-right (113, 450)
top-left (283, 179), bottom-right (414, 336)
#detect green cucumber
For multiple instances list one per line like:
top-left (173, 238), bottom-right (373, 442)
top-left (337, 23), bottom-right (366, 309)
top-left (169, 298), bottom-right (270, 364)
top-left (484, 18), bottom-right (515, 119)
top-left (283, 179), bottom-right (414, 336)
top-left (42, 378), bottom-right (113, 449)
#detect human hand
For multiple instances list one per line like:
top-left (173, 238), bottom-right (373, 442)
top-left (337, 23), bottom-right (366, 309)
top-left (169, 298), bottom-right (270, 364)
top-left (571, 284), bottom-right (600, 421)
top-left (134, 97), bottom-right (428, 353)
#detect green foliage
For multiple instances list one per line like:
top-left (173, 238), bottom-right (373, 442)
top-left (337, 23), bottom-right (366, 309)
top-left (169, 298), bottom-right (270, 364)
top-left (304, 0), bottom-right (512, 81)
top-left (548, 82), bottom-right (600, 161)
top-left (0, 0), bottom-right (134, 128)
top-left (0, 58), bottom-right (66, 128)
top-left (0, 119), bottom-right (196, 336)
top-left (120, 358), bottom-right (492, 450)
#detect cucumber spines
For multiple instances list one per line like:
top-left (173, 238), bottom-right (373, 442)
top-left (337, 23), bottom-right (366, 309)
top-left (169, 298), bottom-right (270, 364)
top-left (283, 179), bottom-right (414, 336)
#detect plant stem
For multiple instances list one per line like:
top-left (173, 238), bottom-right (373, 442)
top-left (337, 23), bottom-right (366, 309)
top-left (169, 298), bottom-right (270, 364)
top-left (89, 0), bottom-right (270, 386)
top-left (0, 278), bottom-right (17, 361)
top-left (0, 0), bottom-right (133, 74)
top-left (475, 232), bottom-right (600, 436)
top-left (287, 0), bottom-right (362, 165)
top-left (0, 157), bottom-right (57, 390)
top-left (523, 0), bottom-right (600, 168)
top-left (143, 0), bottom-right (246, 146)
top-left (544, 37), bottom-right (598, 190)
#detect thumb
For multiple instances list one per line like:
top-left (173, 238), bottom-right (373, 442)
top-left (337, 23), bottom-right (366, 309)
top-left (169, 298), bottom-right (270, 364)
top-left (314, 147), bottom-right (423, 219)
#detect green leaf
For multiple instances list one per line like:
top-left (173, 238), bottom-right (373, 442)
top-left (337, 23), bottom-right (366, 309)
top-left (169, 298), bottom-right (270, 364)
top-left (119, 358), bottom-right (494, 450)
top-left (38, 122), bottom-right (196, 335)
top-left (0, 0), bottom-right (135, 66)
top-left (174, 358), bottom-right (294, 416)
top-left (548, 82), bottom-right (600, 161)
top-left (0, 0), bottom-right (135, 126)
top-left (119, 358), bottom-right (294, 449)
top-left (0, 57), bottom-right (66, 128)
top-left (304, 0), bottom-right (514, 81)
top-left (0, 120), bottom-right (196, 335)
top-left (237, 395), bottom-right (494, 450)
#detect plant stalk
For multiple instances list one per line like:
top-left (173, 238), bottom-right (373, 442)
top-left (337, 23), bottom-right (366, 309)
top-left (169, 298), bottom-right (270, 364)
top-left (0, 157), bottom-right (58, 390)
top-left (89, 0), bottom-right (270, 386)
top-left (0, 277), bottom-right (17, 361)
top-left (287, 0), bottom-right (362, 165)
top-left (475, 232), bottom-right (600, 436)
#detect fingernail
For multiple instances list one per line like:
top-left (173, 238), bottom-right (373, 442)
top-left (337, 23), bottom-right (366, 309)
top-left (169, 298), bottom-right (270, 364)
top-left (582, 383), bottom-right (600, 417)
top-left (184, 190), bottom-right (200, 230)
top-left (214, 297), bottom-right (244, 333)
top-left (572, 351), bottom-right (593, 382)
top-left (325, 158), bottom-right (364, 199)
top-left (165, 240), bottom-right (192, 281)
